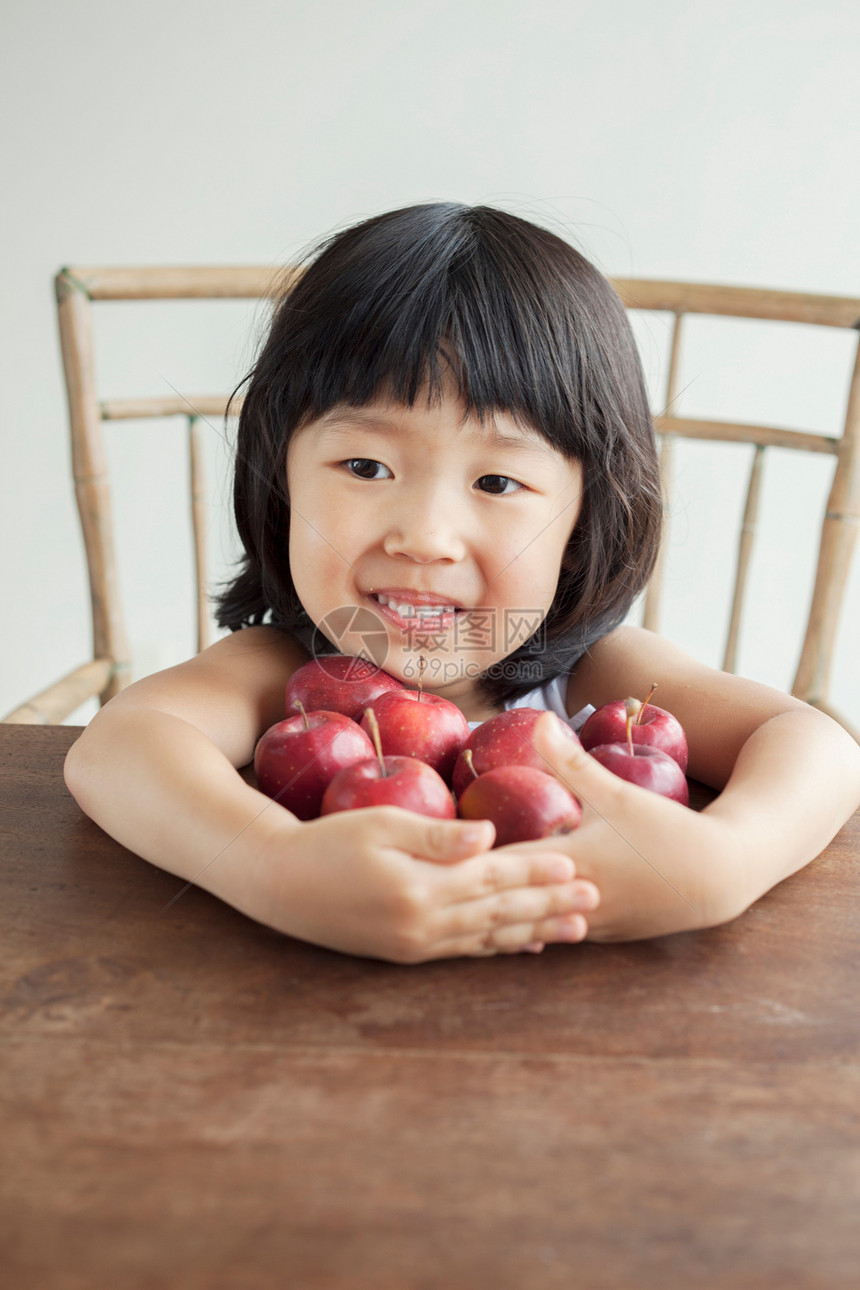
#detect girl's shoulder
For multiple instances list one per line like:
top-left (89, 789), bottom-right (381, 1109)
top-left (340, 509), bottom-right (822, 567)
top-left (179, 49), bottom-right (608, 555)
top-left (565, 623), bottom-right (809, 783)
top-left (564, 624), bottom-right (713, 715)
top-left (192, 624), bottom-right (310, 683)
top-left (108, 625), bottom-right (311, 767)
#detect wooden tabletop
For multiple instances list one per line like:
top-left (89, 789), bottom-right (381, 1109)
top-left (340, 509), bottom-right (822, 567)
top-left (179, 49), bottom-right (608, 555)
top-left (2, 724), bottom-right (859, 1289)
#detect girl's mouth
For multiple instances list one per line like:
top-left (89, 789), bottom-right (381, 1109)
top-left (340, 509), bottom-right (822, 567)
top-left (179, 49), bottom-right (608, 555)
top-left (368, 592), bottom-right (460, 633)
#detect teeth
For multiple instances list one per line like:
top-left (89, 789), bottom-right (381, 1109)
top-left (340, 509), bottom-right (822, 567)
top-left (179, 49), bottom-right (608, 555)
top-left (374, 594), bottom-right (455, 617)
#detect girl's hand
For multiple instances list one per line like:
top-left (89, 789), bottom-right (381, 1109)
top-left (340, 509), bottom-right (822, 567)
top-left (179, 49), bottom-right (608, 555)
top-left (256, 806), bottom-right (600, 963)
top-left (530, 714), bottom-right (744, 941)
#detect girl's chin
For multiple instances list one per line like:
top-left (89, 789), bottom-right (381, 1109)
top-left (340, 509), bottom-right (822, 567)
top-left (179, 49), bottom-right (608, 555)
top-left (328, 620), bottom-right (499, 686)
top-left (383, 649), bottom-right (489, 690)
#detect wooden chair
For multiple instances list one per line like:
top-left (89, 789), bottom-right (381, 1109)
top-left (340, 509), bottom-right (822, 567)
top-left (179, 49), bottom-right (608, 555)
top-left (3, 266), bottom-right (287, 724)
top-left (3, 270), bottom-right (859, 739)
top-left (612, 280), bottom-right (860, 740)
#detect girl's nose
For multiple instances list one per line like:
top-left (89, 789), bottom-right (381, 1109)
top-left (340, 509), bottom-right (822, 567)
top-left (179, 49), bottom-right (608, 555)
top-left (382, 491), bottom-right (467, 564)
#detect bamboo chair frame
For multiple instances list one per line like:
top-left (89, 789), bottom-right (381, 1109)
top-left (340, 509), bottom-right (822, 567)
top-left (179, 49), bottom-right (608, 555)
top-left (3, 270), bottom-right (859, 737)
top-left (613, 280), bottom-right (860, 739)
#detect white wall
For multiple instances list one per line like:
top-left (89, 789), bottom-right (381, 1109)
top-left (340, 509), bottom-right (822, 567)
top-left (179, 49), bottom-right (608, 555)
top-left (2, 0), bottom-right (858, 726)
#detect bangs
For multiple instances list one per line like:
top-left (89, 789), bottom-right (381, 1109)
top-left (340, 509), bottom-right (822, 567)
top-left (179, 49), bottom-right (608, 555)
top-left (276, 203), bottom-right (590, 456)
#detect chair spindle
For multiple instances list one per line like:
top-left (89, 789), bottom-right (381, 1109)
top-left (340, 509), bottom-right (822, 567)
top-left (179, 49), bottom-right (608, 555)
top-left (723, 444), bottom-right (766, 673)
top-left (642, 311), bottom-right (685, 632)
top-left (188, 415), bottom-right (210, 654)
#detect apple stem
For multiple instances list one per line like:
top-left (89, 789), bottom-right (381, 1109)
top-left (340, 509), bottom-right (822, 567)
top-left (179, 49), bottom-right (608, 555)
top-left (363, 707), bottom-right (387, 777)
top-left (624, 697), bottom-right (640, 756)
top-left (638, 682), bottom-right (658, 723)
top-left (417, 655), bottom-right (425, 700)
top-left (292, 699), bottom-right (310, 732)
top-left (463, 749), bottom-right (479, 782)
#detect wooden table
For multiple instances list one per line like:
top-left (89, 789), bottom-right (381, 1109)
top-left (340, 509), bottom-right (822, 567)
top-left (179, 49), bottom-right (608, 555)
top-left (2, 725), bottom-right (859, 1289)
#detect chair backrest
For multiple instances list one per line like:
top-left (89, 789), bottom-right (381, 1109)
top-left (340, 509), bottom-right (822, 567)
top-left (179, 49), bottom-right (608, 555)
top-left (612, 280), bottom-right (860, 736)
top-left (6, 268), bottom-right (858, 734)
top-left (52, 265), bottom-right (293, 710)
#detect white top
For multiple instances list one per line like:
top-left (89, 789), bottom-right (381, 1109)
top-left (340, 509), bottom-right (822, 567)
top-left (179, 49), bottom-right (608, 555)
top-left (467, 674), bottom-right (594, 731)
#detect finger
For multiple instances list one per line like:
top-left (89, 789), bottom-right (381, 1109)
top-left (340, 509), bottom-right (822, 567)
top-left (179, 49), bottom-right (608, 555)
top-left (435, 912), bottom-right (589, 959)
top-left (437, 873), bottom-right (599, 946)
top-left (369, 806), bottom-right (496, 864)
top-left (439, 848), bottom-right (590, 902)
top-left (530, 712), bottom-right (628, 818)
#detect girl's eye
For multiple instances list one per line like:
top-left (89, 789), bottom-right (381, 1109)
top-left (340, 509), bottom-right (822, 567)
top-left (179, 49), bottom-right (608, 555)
top-left (343, 458), bottom-right (391, 480)
top-left (476, 474), bottom-right (523, 495)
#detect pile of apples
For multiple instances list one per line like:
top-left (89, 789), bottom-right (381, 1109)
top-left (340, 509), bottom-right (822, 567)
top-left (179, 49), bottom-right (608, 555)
top-left (254, 656), bottom-right (690, 847)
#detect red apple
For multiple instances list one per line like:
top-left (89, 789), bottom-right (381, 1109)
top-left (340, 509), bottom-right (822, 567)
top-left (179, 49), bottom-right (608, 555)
top-left (254, 705), bottom-right (375, 820)
top-left (321, 755), bottom-right (457, 820)
top-left (358, 666), bottom-right (470, 785)
top-left (458, 763), bottom-right (582, 847)
top-left (580, 685), bottom-right (688, 772)
top-left (588, 743), bottom-right (689, 805)
top-left (320, 710), bottom-right (455, 820)
top-left (452, 708), bottom-right (582, 799)
top-left (285, 655), bottom-right (405, 723)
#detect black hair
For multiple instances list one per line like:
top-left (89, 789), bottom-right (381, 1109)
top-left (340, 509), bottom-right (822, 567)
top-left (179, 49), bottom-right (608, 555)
top-left (215, 201), bottom-right (661, 707)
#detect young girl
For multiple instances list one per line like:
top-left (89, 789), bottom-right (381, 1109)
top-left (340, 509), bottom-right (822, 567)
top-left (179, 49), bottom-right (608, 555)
top-left (64, 202), bottom-right (860, 962)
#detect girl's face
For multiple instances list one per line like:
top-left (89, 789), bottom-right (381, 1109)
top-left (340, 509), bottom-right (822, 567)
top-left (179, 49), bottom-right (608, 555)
top-left (285, 379), bottom-right (583, 717)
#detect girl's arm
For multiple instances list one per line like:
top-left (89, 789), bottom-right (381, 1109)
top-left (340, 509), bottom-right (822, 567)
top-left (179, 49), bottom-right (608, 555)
top-left (64, 627), bottom-right (598, 962)
top-left (529, 626), bottom-right (860, 941)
